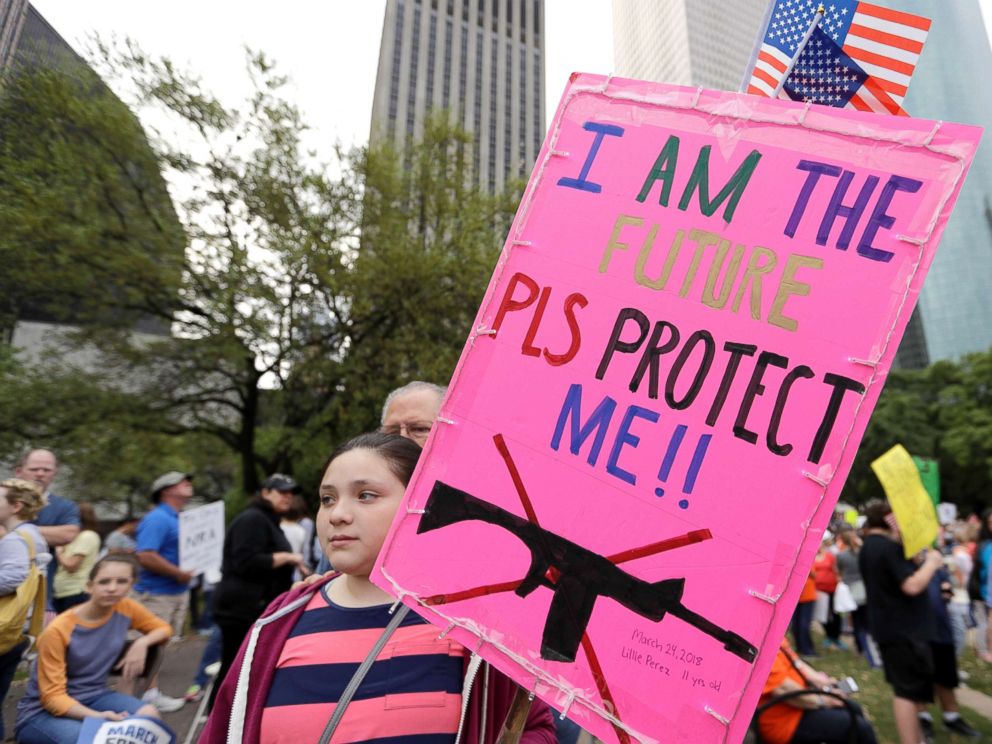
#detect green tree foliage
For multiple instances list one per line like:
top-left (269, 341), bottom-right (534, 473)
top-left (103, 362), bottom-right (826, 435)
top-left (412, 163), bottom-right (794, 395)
top-left (0, 43), bottom-right (518, 502)
top-left (0, 59), bottom-right (185, 336)
top-left (841, 349), bottom-right (992, 514)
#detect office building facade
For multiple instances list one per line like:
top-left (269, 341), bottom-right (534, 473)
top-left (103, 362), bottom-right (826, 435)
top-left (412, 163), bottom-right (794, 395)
top-left (871, 0), bottom-right (992, 363)
top-left (612, 0), bottom-right (768, 92)
top-left (370, 0), bottom-right (546, 193)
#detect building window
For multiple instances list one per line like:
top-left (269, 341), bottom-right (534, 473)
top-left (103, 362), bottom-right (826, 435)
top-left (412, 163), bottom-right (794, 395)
top-left (533, 49), bottom-right (541, 156)
top-left (407, 4), bottom-right (422, 137)
top-left (474, 28), bottom-right (483, 177)
top-left (519, 45), bottom-right (526, 167)
top-left (388, 0), bottom-right (406, 140)
top-left (426, 9), bottom-right (437, 110)
top-left (459, 20), bottom-right (468, 123)
top-left (489, 32), bottom-right (497, 186)
top-left (504, 40), bottom-right (512, 178)
top-left (443, 18), bottom-right (452, 109)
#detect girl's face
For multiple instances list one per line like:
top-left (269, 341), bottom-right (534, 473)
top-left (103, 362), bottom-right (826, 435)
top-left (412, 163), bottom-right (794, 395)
top-left (86, 562), bottom-right (135, 608)
top-left (316, 448), bottom-right (406, 578)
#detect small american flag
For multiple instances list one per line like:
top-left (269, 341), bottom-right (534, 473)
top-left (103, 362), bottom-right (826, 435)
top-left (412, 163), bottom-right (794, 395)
top-left (746, 0), bottom-right (931, 116)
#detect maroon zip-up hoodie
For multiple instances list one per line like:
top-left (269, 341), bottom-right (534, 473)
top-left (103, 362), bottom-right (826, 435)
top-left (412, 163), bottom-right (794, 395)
top-left (197, 576), bottom-right (556, 744)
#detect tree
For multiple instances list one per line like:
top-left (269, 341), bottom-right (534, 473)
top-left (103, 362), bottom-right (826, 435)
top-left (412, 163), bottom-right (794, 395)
top-left (841, 348), bottom-right (992, 513)
top-left (0, 56), bottom-right (185, 338)
top-left (0, 43), bottom-right (518, 501)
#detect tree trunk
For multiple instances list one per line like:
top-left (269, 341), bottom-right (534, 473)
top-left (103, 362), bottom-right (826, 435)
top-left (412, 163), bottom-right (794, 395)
top-left (241, 360), bottom-right (261, 493)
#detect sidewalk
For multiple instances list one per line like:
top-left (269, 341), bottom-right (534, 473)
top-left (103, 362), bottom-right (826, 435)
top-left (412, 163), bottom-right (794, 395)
top-left (3, 633), bottom-right (209, 743)
top-left (959, 686), bottom-right (992, 722)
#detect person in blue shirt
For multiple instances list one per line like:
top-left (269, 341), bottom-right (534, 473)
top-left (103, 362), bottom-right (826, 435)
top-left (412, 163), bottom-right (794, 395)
top-left (15, 449), bottom-right (80, 606)
top-left (132, 471), bottom-right (195, 713)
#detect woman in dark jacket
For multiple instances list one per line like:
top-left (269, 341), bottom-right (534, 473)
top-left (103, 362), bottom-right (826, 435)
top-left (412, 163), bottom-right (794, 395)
top-left (209, 474), bottom-right (307, 706)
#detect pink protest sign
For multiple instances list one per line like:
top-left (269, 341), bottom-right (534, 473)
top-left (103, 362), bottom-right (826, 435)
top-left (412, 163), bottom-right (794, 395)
top-left (372, 74), bottom-right (981, 744)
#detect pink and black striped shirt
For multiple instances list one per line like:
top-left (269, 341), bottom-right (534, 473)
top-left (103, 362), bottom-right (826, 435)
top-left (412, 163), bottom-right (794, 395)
top-left (259, 586), bottom-right (465, 744)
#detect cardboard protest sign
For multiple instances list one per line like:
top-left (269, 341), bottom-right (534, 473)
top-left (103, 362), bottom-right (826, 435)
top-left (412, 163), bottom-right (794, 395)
top-left (873, 444), bottom-right (940, 557)
top-left (372, 74), bottom-right (981, 744)
top-left (912, 455), bottom-right (940, 505)
top-left (937, 502), bottom-right (958, 525)
top-left (179, 501), bottom-right (224, 575)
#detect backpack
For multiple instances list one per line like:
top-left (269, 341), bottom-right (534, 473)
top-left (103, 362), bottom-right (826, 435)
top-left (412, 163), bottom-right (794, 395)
top-left (0, 528), bottom-right (47, 654)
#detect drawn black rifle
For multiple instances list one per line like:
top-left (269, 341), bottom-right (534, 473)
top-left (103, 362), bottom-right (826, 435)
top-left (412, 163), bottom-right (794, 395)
top-left (418, 480), bottom-right (758, 665)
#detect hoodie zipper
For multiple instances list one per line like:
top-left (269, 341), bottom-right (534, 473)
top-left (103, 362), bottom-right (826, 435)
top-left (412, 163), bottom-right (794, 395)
top-left (454, 653), bottom-right (484, 744)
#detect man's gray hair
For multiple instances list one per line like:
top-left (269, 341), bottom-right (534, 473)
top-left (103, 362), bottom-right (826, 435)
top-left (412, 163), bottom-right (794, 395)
top-left (15, 447), bottom-right (57, 469)
top-left (380, 381), bottom-right (447, 424)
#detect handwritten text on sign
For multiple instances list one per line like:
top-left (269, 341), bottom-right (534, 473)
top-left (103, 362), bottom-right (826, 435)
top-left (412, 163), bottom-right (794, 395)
top-left (178, 501), bottom-right (224, 575)
top-left (373, 76), bottom-right (982, 744)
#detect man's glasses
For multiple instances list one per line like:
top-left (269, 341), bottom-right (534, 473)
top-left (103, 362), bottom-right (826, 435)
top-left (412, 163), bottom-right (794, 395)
top-left (381, 422), bottom-right (433, 439)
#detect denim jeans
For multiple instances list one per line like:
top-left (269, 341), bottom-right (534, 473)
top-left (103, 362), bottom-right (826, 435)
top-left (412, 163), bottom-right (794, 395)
top-left (16, 690), bottom-right (146, 744)
top-left (193, 625), bottom-right (222, 688)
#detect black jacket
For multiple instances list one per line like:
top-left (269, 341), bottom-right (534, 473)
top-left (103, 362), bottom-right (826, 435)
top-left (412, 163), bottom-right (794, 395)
top-left (213, 499), bottom-right (294, 625)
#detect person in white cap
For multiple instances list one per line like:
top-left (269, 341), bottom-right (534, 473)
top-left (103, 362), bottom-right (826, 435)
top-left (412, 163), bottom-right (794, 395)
top-left (131, 471), bottom-right (195, 713)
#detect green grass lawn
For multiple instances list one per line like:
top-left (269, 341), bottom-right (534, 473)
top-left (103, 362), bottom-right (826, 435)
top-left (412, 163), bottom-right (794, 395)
top-left (809, 636), bottom-right (992, 744)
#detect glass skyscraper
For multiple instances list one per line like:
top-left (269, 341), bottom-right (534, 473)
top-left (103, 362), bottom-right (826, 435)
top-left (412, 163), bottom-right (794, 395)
top-left (873, 0), bottom-right (992, 363)
top-left (370, 0), bottom-right (546, 194)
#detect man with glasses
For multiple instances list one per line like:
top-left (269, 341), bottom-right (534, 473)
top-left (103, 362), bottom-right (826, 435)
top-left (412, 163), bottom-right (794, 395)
top-left (379, 381), bottom-right (445, 447)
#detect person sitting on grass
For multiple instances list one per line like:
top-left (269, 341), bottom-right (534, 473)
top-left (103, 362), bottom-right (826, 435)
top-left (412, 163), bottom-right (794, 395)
top-left (758, 637), bottom-right (877, 744)
top-left (14, 554), bottom-right (172, 744)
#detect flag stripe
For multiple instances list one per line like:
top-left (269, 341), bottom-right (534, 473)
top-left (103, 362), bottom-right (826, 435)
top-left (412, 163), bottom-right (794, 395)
top-left (849, 12), bottom-right (930, 43)
top-left (845, 35), bottom-right (922, 66)
top-left (862, 76), bottom-right (905, 115)
top-left (849, 58), bottom-right (912, 89)
top-left (846, 93), bottom-right (874, 113)
top-left (751, 65), bottom-right (780, 94)
top-left (844, 34), bottom-right (920, 67)
top-left (759, 44), bottom-right (792, 71)
top-left (848, 23), bottom-right (924, 54)
top-left (868, 75), bottom-right (908, 100)
top-left (844, 45), bottom-right (916, 77)
top-left (855, 1), bottom-right (932, 32)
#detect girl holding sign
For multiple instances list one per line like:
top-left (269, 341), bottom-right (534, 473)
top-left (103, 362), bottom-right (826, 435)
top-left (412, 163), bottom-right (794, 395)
top-left (15, 554), bottom-right (172, 744)
top-left (201, 432), bottom-right (556, 744)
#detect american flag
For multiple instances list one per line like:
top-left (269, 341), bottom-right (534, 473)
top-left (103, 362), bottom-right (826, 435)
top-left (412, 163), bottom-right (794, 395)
top-left (746, 0), bottom-right (931, 116)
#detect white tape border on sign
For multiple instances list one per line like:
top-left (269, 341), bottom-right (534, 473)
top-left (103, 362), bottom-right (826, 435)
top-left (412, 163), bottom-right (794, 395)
top-left (382, 75), bottom-right (973, 744)
top-left (378, 564), bottom-right (653, 744)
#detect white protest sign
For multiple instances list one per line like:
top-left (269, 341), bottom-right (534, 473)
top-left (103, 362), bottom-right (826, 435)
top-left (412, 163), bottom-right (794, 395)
top-left (179, 501), bottom-right (224, 574)
top-left (77, 715), bottom-right (176, 744)
top-left (937, 502), bottom-right (958, 525)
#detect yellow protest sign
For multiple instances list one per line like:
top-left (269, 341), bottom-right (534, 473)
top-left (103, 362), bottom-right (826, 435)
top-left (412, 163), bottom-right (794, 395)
top-left (871, 445), bottom-right (940, 557)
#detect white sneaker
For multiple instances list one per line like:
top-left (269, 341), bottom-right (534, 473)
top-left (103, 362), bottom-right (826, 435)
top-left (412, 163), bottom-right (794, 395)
top-left (142, 687), bottom-right (186, 713)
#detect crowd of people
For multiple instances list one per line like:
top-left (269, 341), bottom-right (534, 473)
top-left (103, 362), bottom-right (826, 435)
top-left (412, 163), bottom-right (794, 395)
top-left (0, 382), bottom-right (562, 743)
top-left (770, 503), bottom-right (992, 744)
top-left (1, 384), bottom-right (990, 744)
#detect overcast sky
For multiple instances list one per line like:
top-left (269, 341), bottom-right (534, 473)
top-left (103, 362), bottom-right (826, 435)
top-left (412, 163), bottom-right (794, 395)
top-left (28, 1), bottom-right (992, 157)
top-left (29, 1), bottom-right (614, 156)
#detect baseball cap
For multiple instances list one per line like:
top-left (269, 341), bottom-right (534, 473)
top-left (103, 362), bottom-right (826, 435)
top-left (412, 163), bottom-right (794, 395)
top-left (151, 471), bottom-right (193, 499)
top-left (262, 474), bottom-right (301, 493)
